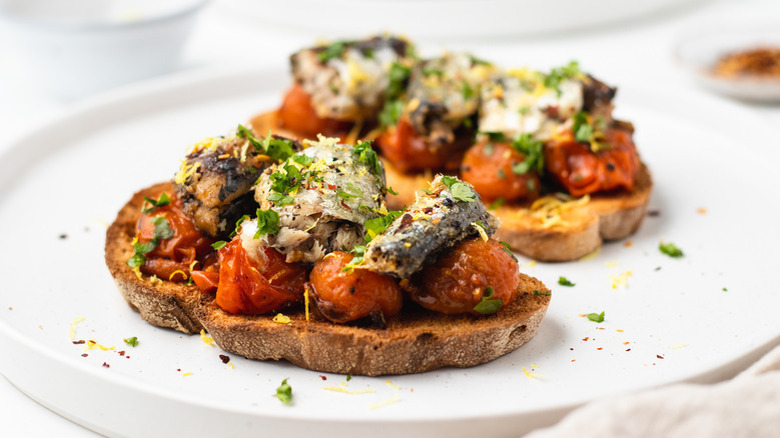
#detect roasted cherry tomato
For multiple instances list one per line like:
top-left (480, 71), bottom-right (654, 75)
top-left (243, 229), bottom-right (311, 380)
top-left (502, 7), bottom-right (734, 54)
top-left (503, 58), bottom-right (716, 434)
top-left (135, 195), bottom-right (215, 281)
top-left (309, 251), bottom-right (403, 324)
top-left (408, 238), bottom-right (519, 315)
top-left (215, 240), bottom-right (307, 315)
top-left (544, 127), bottom-right (639, 197)
top-left (277, 84), bottom-right (350, 138)
top-left (460, 139), bottom-right (541, 203)
top-left (375, 117), bottom-right (470, 172)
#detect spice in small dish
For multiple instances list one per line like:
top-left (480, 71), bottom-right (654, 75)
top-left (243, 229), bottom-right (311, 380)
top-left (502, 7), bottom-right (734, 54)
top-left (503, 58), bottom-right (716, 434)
top-left (713, 47), bottom-right (780, 78)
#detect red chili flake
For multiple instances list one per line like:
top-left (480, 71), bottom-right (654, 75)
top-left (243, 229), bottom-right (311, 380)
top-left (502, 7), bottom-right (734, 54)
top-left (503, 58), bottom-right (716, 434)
top-left (571, 359), bottom-right (576, 362)
top-left (327, 184), bottom-right (336, 189)
top-left (582, 337), bottom-right (589, 341)
top-left (72, 340), bottom-right (85, 345)
top-left (81, 354), bottom-right (88, 357)
top-left (597, 347), bottom-right (603, 351)
top-left (117, 350), bottom-right (125, 356)
top-left (340, 201), bottom-right (352, 211)
top-left (219, 354), bottom-right (230, 364)
top-left (626, 348), bottom-right (631, 352)
top-left (126, 356), bottom-right (130, 359)
top-left (102, 362), bottom-right (110, 368)
top-left (319, 375), bottom-right (327, 381)
top-left (657, 354), bottom-right (664, 359)
top-left (569, 348), bottom-right (574, 351)
top-left (177, 368), bottom-right (181, 372)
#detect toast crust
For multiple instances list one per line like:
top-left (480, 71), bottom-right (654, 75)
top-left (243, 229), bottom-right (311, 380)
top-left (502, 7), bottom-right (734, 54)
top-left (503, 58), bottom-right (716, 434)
top-left (196, 278), bottom-right (551, 376)
top-left (104, 182), bottom-right (204, 334)
top-left (106, 182), bottom-right (552, 375)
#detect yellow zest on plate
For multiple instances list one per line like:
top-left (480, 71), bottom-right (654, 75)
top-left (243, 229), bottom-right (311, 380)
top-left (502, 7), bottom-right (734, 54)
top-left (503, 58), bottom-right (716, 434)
top-left (199, 329), bottom-right (214, 346)
top-left (322, 381), bottom-right (376, 395)
top-left (69, 316), bottom-right (85, 341)
top-left (609, 270), bottom-right (633, 289)
top-left (522, 365), bottom-right (542, 379)
top-left (368, 380), bottom-right (401, 410)
top-left (84, 339), bottom-right (115, 351)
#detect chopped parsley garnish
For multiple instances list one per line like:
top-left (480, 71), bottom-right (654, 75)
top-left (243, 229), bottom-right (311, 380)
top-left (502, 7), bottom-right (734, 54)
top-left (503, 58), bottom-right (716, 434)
top-left (481, 131), bottom-right (508, 143)
top-left (292, 153), bottom-right (313, 167)
top-left (236, 124), bottom-right (295, 162)
top-left (141, 193), bottom-right (171, 214)
top-left (533, 290), bottom-right (552, 296)
top-left (123, 337), bottom-right (139, 347)
top-left (151, 216), bottom-right (174, 240)
top-left (386, 61), bottom-right (411, 100)
top-left (342, 245), bottom-right (367, 272)
top-left (558, 276), bottom-right (575, 287)
top-left (273, 378), bottom-right (293, 405)
top-left (488, 197), bottom-right (505, 210)
top-left (267, 192), bottom-right (295, 206)
top-left (211, 241), bottom-right (227, 250)
top-left (498, 241), bottom-right (518, 262)
top-left (572, 111), bottom-right (592, 143)
top-left (126, 217), bottom-right (175, 268)
top-left (440, 176), bottom-right (477, 203)
top-left (461, 80), bottom-right (475, 100)
top-left (571, 112), bottom-right (609, 151)
top-left (230, 214), bottom-right (251, 238)
top-left (473, 286), bottom-right (503, 315)
top-left (337, 187), bottom-right (359, 199)
top-left (262, 137), bottom-right (296, 162)
top-left (254, 208), bottom-right (280, 238)
top-left (511, 133), bottom-right (544, 175)
top-left (544, 61), bottom-right (581, 96)
top-left (353, 141), bottom-right (382, 179)
top-left (318, 41), bottom-right (346, 62)
top-left (363, 211), bottom-right (402, 243)
top-left (659, 242), bottom-right (684, 258)
top-left (422, 67), bottom-right (444, 77)
top-left (386, 186), bottom-right (399, 196)
top-left (586, 311), bottom-right (605, 323)
top-left (379, 99), bottom-right (404, 128)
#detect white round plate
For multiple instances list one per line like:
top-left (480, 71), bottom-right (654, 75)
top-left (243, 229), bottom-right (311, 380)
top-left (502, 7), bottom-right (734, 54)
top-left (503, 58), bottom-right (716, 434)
top-left (0, 67), bottom-right (778, 438)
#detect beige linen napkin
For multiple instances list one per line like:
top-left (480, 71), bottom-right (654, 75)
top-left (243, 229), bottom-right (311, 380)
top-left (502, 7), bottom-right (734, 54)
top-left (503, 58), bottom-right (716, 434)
top-left (525, 345), bottom-right (780, 438)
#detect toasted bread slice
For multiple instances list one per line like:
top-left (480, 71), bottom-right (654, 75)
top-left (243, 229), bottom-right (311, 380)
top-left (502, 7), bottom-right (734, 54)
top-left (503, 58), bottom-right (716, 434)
top-left (384, 159), bottom-right (653, 262)
top-left (104, 182), bottom-right (204, 334)
top-left (196, 278), bottom-right (551, 376)
top-left (106, 182), bottom-right (552, 374)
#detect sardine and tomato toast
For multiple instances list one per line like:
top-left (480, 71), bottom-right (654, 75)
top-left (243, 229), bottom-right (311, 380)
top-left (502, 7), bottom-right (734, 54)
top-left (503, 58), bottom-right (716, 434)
top-left (105, 129), bottom-right (551, 376)
top-left (250, 35), bottom-right (652, 261)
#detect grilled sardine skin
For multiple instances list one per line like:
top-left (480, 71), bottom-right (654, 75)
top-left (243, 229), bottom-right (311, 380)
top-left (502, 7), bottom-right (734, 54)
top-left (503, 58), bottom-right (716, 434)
top-left (363, 175), bottom-right (500, 278)
top-left (174, 134), bottom-right (303, 238)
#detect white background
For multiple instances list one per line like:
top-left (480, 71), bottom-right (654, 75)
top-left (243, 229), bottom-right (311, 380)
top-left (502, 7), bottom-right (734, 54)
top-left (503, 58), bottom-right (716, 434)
top-left (1, 0), bottom-right (779, 435)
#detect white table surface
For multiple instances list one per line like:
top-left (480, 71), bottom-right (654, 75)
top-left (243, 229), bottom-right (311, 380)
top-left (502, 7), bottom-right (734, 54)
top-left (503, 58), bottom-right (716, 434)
top-left (1, 0), bottom-right (779, 436)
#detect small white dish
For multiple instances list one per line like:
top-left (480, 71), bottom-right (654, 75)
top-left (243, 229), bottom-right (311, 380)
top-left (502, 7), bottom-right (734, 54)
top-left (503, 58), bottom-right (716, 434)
top-left (0, 0), bottom-right (208, 99)
top-left (675, 27), bottom-right (780, 102)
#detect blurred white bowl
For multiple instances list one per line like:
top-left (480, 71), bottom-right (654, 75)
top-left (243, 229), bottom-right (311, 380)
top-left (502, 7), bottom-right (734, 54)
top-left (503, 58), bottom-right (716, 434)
top-left (0, 0), bottom-right (208, 99)
top-left (675, 27), bottom-right (780, 103)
